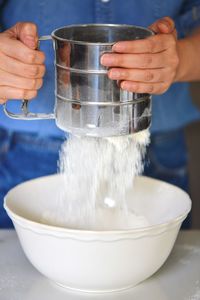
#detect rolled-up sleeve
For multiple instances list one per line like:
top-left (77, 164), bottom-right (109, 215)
top-left (175, 0), bottom-right (200, 37)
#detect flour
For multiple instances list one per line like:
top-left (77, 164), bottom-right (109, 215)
top-left (42, 130), bottom-right (150, 230)
top-left (187, 280), bottom-right (200, 300)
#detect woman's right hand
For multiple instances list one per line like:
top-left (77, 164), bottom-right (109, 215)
top-left (0, 22), bottom-right (45, 104)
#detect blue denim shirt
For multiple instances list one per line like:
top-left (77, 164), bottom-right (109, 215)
top-left (0, 0), bottom-right (200, 136)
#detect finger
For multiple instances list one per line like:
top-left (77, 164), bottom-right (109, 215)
top-left (0, 70), bottom-right (43, 90)
top-left (6, 22), bottom-right (38, 49)
top-left (149, 16), bottom-right (175, 34)
top-left (0, 86), bottom-right (37, 100)
top-left (0, 37), bottom-right (45, 64)
top-left (0, 52), bottom-right (45, 78)
top-left (108, 67), bottom-right (170, 83)
top-left (1, 55), bottom-right (45, 79)
top-left (101, 52), bottom-right (166, 69)
top-left (0, 98), bottom-right (7, 104)
top-left (120, 80), bottom-right (169, 94)
top-left (112, 34), bottom-right (176, 54)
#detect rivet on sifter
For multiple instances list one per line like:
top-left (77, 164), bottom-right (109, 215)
top-left (72, 103), bottom-right (81, 110)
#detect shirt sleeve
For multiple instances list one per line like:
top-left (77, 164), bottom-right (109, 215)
top-left (175, 0), bottom-right (200, 38)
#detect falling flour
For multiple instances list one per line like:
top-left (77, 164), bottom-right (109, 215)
top-left (42, 130), bottom-right (150, 230)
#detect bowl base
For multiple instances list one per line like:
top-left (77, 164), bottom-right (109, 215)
top-left (54, 281), bottom-right (137, 294)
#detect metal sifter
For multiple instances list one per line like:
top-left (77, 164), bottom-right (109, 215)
top-left (4, 24), bottom-right (153, 137)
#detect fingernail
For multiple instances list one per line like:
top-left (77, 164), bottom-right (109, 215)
top-left (159, 22), bottom-right (169, 30)
top-left (121, 81), bottom-right (134, 91)
top-left (109, 70), bottom-right (121, 79)
top-left (121, 81), bottom-right (128, 89)
top-left (25, 35), bottom-right (36, 48)
top-left (26, 35), bottom-right (35, 41)
top-left (101, 54), bottom-right (114, 66)
top-left (112, 43), bottom-right (125, 52)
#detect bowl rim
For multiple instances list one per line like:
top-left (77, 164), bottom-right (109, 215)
top-left (4, 175), bottom-right (192, 238)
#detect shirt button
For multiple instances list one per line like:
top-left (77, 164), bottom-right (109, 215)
top-left (101, 0), bottom-right (110, 2)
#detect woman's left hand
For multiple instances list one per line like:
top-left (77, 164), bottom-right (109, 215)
top-left (101, 17), bottom-right (179, 95)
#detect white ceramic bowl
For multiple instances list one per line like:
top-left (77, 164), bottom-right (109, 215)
top-left (4, 175), bottom-right (191, 293)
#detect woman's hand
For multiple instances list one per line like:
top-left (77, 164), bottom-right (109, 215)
top-left (101, 17), bottom-right (179, 94)
top-left (0, 22), bottom-right (45, 104)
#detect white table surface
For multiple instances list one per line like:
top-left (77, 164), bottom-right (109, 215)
top-left (0, 230), bottom-right (200, 300)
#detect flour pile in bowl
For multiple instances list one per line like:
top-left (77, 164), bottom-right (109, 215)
top-left (42, 130), bottom-right (150, 230)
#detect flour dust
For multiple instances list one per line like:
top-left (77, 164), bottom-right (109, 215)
top-left (42, 130), bottom-right (150, 230)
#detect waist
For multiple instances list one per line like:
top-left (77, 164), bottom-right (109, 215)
top-left (0, 127), bottom-right (65, 152)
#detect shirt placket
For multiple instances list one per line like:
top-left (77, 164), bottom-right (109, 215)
top-left (94, 0), bottom-right (113, 23)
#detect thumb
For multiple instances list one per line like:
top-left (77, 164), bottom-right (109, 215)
top-left (8, 22), bottom-right (38, 49)
top-left (149, 16), bottom-right (175, 34)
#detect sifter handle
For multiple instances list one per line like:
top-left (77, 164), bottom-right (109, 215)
top-left (3, 35), bottom-right (55, 120)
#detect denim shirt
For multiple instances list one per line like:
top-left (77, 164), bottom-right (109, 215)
top-left (0, 0), bottom-right (200, 136)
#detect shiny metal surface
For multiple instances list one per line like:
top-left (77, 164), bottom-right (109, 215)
top-left (3, 36), bottom-right (54, 120)
top-left (54, 24), bottom-right (153, 136)
top-left (4, 24), bottom-right (153, 137)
